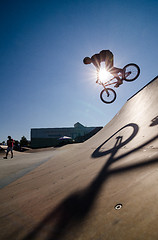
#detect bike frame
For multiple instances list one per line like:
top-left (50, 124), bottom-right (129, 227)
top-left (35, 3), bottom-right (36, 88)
top-left (97, 70), bottom-right (131, 89)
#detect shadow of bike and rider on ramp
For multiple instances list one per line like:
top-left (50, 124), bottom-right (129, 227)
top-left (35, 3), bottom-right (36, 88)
top-left (23, 123), bottom-right (158, 240)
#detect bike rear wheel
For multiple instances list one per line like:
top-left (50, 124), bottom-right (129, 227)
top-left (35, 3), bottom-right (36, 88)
top-left (100, 88), bottom-right (116, 104)
top-left (123, 63), bottom-right (140, 81)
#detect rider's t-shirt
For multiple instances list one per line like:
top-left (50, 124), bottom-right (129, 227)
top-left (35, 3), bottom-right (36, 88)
top-left (102, 50), bottom-right (114, 70)
top-left (91, 50), bottom-right (114, 70)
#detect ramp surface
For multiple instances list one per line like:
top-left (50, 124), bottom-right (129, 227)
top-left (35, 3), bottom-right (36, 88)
top-left (0, 77), bottom-right (158, 240)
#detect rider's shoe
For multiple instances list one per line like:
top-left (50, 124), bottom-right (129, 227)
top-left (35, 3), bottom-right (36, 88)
top-left (114, 80), bottom-right (123, 88)
top-left (119, 80), bottom-right (123, 85)
top-left (114, 83), bottom-right (119, 88)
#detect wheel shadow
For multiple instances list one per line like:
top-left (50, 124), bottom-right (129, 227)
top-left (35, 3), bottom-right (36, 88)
top-left (150, 116), bottom-right (158, 127)
top-left (23, 123), bottom-right (158, 240)
top-left (92, 123), bottom-right (139, 159)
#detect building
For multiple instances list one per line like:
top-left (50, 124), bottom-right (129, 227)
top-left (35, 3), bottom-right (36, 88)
top-left (31, 122), bottom-right (103, 148)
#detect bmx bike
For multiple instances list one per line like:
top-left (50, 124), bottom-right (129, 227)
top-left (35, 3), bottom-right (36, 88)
top-left (97, 63), bottom-right (140, 104)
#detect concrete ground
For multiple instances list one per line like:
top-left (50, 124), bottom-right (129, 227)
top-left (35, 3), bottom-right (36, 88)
top-left (0, 77), bottom-right (158, 240)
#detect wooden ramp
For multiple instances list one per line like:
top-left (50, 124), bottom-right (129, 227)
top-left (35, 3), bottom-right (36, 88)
top-left (0, 77), bottom-right (158, 240)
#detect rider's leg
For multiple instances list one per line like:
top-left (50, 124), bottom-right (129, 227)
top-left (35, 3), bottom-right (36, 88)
top-left (104, 57), bottom-right (122, 77)
top-left (104, 57), bottom-right (123, 87)
top-left (109, 67), bottom-right (123, 87)
top-left (109, 67), bottom-right (123, 76)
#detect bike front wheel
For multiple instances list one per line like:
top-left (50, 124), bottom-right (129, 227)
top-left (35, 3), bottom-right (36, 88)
top-left (100, 88), bottom-right (116, 104)
top-left (123, 63), bottom-right (140, 81)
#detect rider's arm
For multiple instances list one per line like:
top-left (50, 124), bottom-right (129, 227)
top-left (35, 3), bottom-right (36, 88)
top-left (96, 70), bottom-right (99, 83)
top-left (91, 54), bottom-right (101, 69)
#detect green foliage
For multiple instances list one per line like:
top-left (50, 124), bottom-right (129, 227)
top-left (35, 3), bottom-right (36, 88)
top-left (20, 136), bottom-right (29, 147)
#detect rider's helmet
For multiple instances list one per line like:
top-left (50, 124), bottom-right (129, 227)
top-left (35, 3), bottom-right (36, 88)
top-left (83, 57), bottom-right (92, 64)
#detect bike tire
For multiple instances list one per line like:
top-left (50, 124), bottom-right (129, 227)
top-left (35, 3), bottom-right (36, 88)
top-left (100, 88), bottom-right (116, 104)
top-left (123, 63), bottom-right (140, 81)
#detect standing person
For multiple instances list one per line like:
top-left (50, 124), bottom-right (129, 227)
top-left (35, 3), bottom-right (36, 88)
top-left (83, 50), bottom-right (123, 87)
top-left (4, 136), bottom-right (14, 159)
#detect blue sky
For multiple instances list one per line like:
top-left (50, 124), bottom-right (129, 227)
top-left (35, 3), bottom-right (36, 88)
top-left (0, 0), bottom-right (158, 142)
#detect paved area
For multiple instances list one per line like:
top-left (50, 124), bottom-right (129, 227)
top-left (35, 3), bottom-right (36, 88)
top-left (0, 77), bottom-right (158, 240)
top-left (0, 148), bottom-right (57, 189)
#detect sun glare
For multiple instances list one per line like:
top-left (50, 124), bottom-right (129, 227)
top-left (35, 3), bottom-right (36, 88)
top-left (87, 63), bottom-right (113, 86)
top-left (99, 68), bottom-right (112, 82)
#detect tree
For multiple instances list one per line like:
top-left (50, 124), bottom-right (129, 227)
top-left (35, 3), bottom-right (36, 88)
top-left (20, 136), bottom-right (28, 147)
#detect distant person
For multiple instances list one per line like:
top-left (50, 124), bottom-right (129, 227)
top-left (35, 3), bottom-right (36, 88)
top-left (83, 50), bottom-right (123, 87)
top-left (4, 136), bottom-right (14, 159)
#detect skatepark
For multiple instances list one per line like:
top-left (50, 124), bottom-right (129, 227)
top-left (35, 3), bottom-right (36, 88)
top-left (0, 76), bottom-right (158, 240)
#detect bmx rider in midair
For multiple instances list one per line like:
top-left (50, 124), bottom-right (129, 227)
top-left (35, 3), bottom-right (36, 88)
top-left (83, 50), bottom-right (123, 87)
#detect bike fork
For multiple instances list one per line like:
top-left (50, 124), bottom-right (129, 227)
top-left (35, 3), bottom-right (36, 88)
top-left (105, 88), bottom-right (110, 97)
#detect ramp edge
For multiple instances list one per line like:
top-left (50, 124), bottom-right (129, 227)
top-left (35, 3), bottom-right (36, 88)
top-left (127, 75), bottom-right (158, 101)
